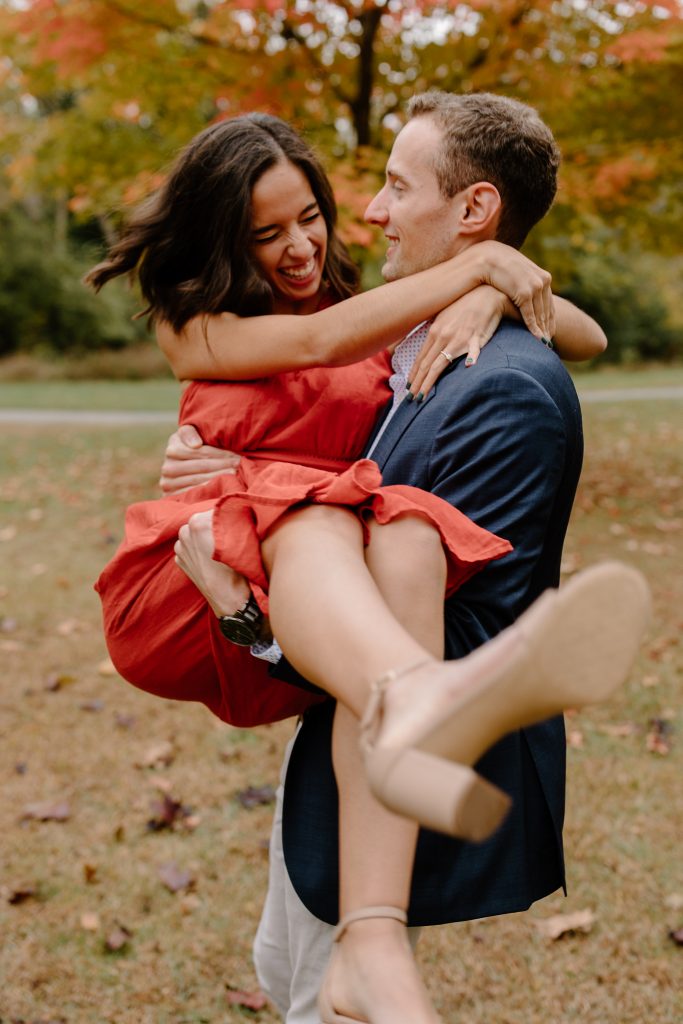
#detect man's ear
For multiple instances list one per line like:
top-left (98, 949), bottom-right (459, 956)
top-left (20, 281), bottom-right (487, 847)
top-left (459, 182), bottom-right (501, 239)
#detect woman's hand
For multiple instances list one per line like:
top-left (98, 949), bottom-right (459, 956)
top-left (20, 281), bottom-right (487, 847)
top-left (160, 424), bottom-right (241, 493)
top-left (474, 241), bottom-right (555, 342)
top-left (407, 285), bottom-right (510, 399)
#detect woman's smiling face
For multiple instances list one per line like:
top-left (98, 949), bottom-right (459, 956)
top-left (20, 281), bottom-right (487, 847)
top-left (250, 159), bottom-right (328, 312)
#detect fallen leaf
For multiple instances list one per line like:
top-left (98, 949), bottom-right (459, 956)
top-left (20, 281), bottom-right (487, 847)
top-left (4, 884), bottom-right (38, 905)
top-left (0, 639), bottom-right (24, 652)
top-left (83, 863), bottom-right (99, 885)
top-left (80, 699), bottom-right (105, 712)
top-left (641, 674), bottom-right (659, 688)
top-left (44, 672), bottom-right (77, 692)
top-left (136, 740), bottom-right (176, 769)
top-left (98, 658), bottom-right (117, 677)
top-left (535, 909), bottom-right (596, 940)
top-left (158, 863), bottom-right (194, 893)
top-left (56, 618), bottom-right (87, 636)
top-left (567, 729), bottom-right (584, 749)
top-left (80, 911), bottom-right (100, 931)
top-left (147, 793), bottom-right (186, 831)
top-left (237, 784), bottom-right (277, 809)
top-left (225, 986), bottom-right (268, 1011)
top-left (104, 922), bottom-right (132, 952)
top-left (599, 723), bottom-right (638, 738)
top-left (646, 717), bottom-right (673, 756)
top-left (30, 563), bottom-right (47, 576)
top-left (22, 800), bottom-right (71, 822)
top-left (0, 616), bottom-right (18, 632)
top-left (180, 894), bottom-right (201, 914)
top-left (115, 712), bottom-right (136, 729)
top-left (668, 927), bottom-right (683, 947)
top-left (0, 525), bottom-right (18, 541)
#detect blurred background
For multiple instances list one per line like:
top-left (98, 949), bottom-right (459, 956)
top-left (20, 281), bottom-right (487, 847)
top-left (0, 0), bottom-right (681, 378)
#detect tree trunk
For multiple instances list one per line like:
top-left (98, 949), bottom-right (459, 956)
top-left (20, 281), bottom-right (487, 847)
top-left (350, 6), bottom-right (383, 148)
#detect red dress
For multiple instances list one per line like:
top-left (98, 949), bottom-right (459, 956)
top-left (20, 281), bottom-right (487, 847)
top-left (95, 352), bottom-right (512, 726)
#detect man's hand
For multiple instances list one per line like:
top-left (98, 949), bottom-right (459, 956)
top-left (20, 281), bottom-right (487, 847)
top-left (160, 424), bottom-right (241, 494)
top-left (174, 510), bottom-right (251, 618)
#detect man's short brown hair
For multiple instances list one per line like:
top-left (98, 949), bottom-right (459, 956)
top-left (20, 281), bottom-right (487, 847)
top-left (407, 91), bottom-right (560, 248)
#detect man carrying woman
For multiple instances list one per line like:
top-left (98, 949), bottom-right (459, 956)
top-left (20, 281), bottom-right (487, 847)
top-left (91, 92), bottom-right (650, 1022)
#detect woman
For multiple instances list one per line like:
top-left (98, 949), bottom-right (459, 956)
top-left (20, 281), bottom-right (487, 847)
top-left (88, 114), bottom-right (646, 1024)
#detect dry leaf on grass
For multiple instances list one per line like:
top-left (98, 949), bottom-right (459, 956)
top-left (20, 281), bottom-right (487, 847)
top-left (535, 909), bottom-right (596, 940)
top-left (44, 672), bottom-right (77, 692)
top-left (599, 722), bottom-right (638, 738)
top-left (664, 893), bottom-right (683, 911)
top-left (135, 739), bottom-right (176, 769)
top-left (56, 618), bottom-right (88, 636)
top-left (225, 985), bottom-right (268, 1011)
top-left (668, 927), bottom-right (683, 947)
top-left (237, 784), bottom-right (277, 809)
top-left (79, 699), bottom-right (105, 712)
top-left (0, 638), bottom-right (24, 652)
top-left (147, 793), bottom-right (189, 831)
top-left (104, 922), bottom-right (133, 952)
top-left (83, 863), bottom-right (99, 884)
top-left (97, 658), bottom-right (117, 677)
top-left (21, 800), bottom-right (71, 822)
top-left (646, 717), bottom-right (673, 756)
top-left (3, 884), bottom-right (39, 905)
top-left (158, 862), bottom-right (194, 893)
top-left (80, 912), bottom-right (100, 931)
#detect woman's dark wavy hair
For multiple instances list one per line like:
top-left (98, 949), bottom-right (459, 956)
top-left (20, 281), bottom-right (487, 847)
top-left (85, 114), bottom-right (360, 330)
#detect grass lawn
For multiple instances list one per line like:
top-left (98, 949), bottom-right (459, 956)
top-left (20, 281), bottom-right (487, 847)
top-left (0, 400), bottom-right (681, 1022)
top-left (0, 365), bottom-right (682, 412)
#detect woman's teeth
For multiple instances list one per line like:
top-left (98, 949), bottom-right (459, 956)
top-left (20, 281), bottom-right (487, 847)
top-left (281, 258), bottom-right (316, 281)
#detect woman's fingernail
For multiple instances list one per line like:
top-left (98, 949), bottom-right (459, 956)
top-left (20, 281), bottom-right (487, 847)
top-left (406, 392), bottom-right (414, 403)
top-left (542, 336), bottom-right (554, 349)
top-left (416, 391), bottom-right (424, 403)
top-left (405, 380), bottom-right (412, 390)
top-left (465, 356), bottom-right (474, 367)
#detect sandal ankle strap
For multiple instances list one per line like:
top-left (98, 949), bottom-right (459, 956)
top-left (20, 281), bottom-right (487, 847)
top-left (360, 658), bottom-right (432, 755)
top-left (333, 906), bottom-right (408, 943)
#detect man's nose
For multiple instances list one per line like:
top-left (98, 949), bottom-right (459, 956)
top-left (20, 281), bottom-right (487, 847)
top-left (364, 188), bottom-right (388, 224)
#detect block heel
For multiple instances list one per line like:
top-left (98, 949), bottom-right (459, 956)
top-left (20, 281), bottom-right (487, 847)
top-left (365, 745), bottom-right (511, 841)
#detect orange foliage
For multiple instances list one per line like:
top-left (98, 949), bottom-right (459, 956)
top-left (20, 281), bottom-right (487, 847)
top-left (608, 28), bottom-right (675, 63)
top-left (591, 156), bottom-right (657, 201)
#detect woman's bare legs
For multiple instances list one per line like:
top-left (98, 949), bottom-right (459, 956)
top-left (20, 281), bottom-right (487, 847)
top-left (322, 515), bottom-right (446, 1023)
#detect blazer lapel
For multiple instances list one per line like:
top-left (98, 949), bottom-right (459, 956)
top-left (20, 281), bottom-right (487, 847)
top-left (370, 389), bottom-right (436, 469)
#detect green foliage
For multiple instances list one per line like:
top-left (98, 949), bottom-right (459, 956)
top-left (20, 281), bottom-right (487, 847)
top-left (559, 251), bottom-right (682, 364)
top-left (0, 206), bottom-right (146, 357)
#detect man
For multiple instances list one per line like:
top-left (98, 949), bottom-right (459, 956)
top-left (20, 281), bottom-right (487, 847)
top-left (164, 92), bottom-right (593, 1020)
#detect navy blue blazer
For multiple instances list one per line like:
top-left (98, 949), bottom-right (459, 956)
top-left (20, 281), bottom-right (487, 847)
top-left (276, 322), bottom-right (584, 926)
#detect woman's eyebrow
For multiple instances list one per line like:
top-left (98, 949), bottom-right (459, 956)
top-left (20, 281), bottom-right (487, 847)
top-left (253, 202), bottom-right (319, 236)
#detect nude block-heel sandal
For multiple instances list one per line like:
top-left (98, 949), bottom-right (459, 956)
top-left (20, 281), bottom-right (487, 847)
top-left (318, 906), bottom-right (408, 1024)
top-left (362, 562), bottom-right (651, 839)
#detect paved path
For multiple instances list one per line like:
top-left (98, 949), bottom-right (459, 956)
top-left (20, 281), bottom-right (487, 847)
top-left (1, 386), bottom-right (682, 426)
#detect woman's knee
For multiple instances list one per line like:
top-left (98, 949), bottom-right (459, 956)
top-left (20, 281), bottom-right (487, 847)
top-left (366, 515), bottom-right (447, 583)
